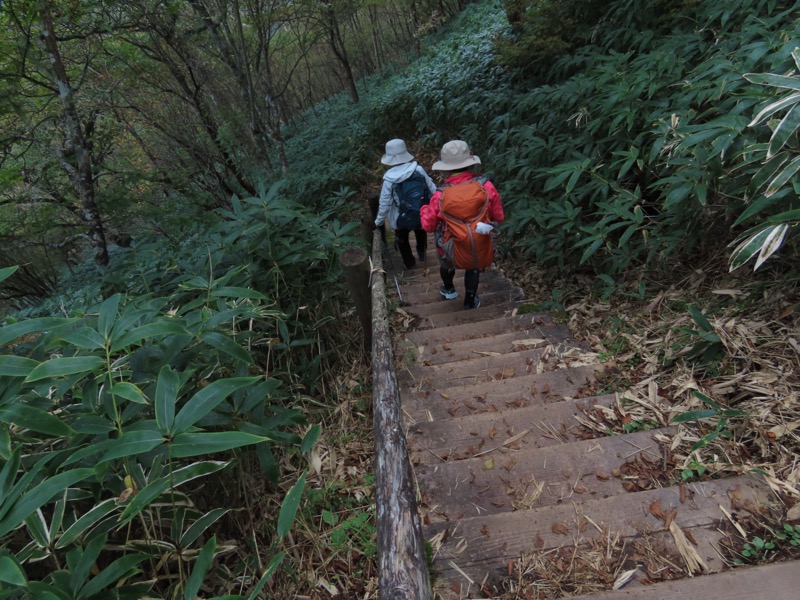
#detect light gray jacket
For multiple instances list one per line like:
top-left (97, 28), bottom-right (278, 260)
top-left (374, 161), bottom-right (437, 229)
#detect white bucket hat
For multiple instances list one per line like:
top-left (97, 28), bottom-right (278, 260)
top-left (381, 139), bottom-right (414, 165)
top-left (432, 140), bottom-right (481, 171)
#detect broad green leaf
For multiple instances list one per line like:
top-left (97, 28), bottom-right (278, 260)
top-left (172, 377), bottom-right (259, 434)
top-left (27, 583), bottom-right (65, 600)
top-left (183, 536), bottom-right (216, 600)
top-left (766, 155), bottom-right (800, 197)
top-left (277, 471), bottom-right (307, 540)
top-left (693, 391), bottom-right (720, 410)
top-left (744, 72), bottom-right (800, 92)
top-left (246, 552), bottom-right (286, 600)
top-left (749, 152), bottom-right (790, 195)
top-left (0, 318), bottom-right (77, 348)
top-left (733, 191), bottom-right (787, 226)
top-left (0, 404), bottom-right (74, 437)
top-left (0, 356), bottom-right (39, 378)
top-left (671, 410), bottom-right (719, 423)
top-left (768, 104), bottom-right (800, 158)
top-left (688, 306), bottom-right (712, 332)
top-left (109, 382), bottom-right (149, 405)
top-left (56, 499), bottom-right (118, 549)
top-left (0, 428), bottom-right (10, 460)
top-left (729, 226), bottom-right (773, 271)
top-left (62, 328), bottom-right (106, 351)
top-left (72, 415), bottom-right (117, 435)
top-left (23, 357), bottom-right (105, 383)
top-left (97, 295), bottom-right (122, 339)
top-left (110, 321), bottom-right (189, 352)
top-left (300, 424), bottom-right (321, 454)
top-left (155, 365), bottom-right (179, 435)
top-left (769, 209), bottom-right (800, 223)
top-left (170, 432), bottom-right (268, 458)
top-left (77, 553), bottom-right (148, 599)
top-left (578, 238), bottom-right (603, 265)
top-left (754, 223), bottom-right (789, 271)
top-left (200, 331), bottom-right (254, 365)
top-left (180, 508), bottom-right (229, 548)
top-left (748, 92), bottom-right (800, 127)
top-left (210, 287), bottom-right (268, 300)
top-left (0, 266), bottom-right (18, 286)
top-left (0, 556), bottom-right (27, 587)
top-left (48, 494), bottom-right (66, 542)
top-left (99, 430), bottom-right (165, 463)
top-left (70, 533), bottom-right (106, 595)
top-left (0, 468), bottom-right (94, 537)
top-left (24, 510), bottom-right (49, 548)
top-left (118, 461), bottom-right (228, 526)
top-left (0, 449), bottom-right (22, 505)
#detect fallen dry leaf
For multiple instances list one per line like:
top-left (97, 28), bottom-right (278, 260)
top-left (649, 499), bottom-right (665, 521)
top-left (551, 522), bottom-right (570, 535)
top-left (502, 428), bottom-right (530, 446)
top-left (788, 504), bottom-right (800, 521)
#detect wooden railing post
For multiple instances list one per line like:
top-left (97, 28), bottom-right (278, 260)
top-left (370, 229), bottom-right (432, 600)
top-left (339, 245), bottom-right (372, 350)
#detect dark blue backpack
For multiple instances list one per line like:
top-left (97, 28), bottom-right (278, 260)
top-left (394, 172), bottom-right (430, 230)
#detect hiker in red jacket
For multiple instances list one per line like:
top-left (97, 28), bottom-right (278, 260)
top-left (420, 140), bottom-right (504, 310)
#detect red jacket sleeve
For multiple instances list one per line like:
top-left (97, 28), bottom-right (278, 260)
top-left (483, 180), bottom-right (504, 224)
top-left (420, 190), bottom-right (443, 232)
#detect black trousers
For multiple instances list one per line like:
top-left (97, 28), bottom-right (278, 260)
top-left (440, 264), bottom-right (480, 296)
top-left (396, 229), bottom-right (427, 268)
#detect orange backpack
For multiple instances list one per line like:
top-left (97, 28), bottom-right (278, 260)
top-left (437, 178), bottom-right (493, 270)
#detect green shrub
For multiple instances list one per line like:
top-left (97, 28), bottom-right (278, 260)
top-left (0, 182), bottom-right (360, 598)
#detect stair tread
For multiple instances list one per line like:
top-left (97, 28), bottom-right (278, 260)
top-left (400, 312), bottom-right (557, 350)
top-left (401, 363), bottom-right (604, 422)
top-left (407, 393), bottom-right (617, 464)
top-left (426, 474), bottom-right (775, 592)
top-left (415, 426), bottom-right (678, 519)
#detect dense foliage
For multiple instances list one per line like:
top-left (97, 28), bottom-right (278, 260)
top-left (2, 0), bottom-right (800, 596)
top-left (0, 183), bottom-right (360, 597)
top-left (368, 0), bottom-right (800, 288)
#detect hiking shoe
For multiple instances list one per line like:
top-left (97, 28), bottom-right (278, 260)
top-left (464, 295), bottom-right (481, 310)
top-left (439, 285), bottom-right (458, 300)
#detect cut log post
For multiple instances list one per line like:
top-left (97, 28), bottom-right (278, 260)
top-left (370, 229), bottom-right (432, 600)
top-left (338, 245), bottom-right (371, 349)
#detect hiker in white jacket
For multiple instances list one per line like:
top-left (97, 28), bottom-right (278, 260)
top-left (374, 139), bottom-right (437, 269)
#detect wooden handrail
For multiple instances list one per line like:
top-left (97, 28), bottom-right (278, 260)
top-left (371, 230), bottom-right (433, 600)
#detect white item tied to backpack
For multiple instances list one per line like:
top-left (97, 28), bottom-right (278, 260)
top-left (475, 222), bottom-right (494, 235)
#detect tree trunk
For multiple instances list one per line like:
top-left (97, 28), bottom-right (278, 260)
top-left (324, 5), bottom-right (360, 103)
top-left (37, 3), bottom-right (109, 267)
top-left (368, 4), bottom-right (383, 71)
top-left (410, 0), bottom-right (421, 56)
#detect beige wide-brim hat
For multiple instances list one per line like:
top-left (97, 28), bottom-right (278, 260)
top-left (381, 139), bottom-right (414, 165)
top-left (432, 140), bottom-right (481, 171)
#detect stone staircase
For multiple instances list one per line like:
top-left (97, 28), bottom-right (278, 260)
top-left (384, 239), bottom-right (799, 600)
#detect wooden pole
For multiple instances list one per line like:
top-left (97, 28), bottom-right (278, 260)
top-left (338, 246), bottom-right (371, 349)
top-left (371, 229), bottom-right (432, 600)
